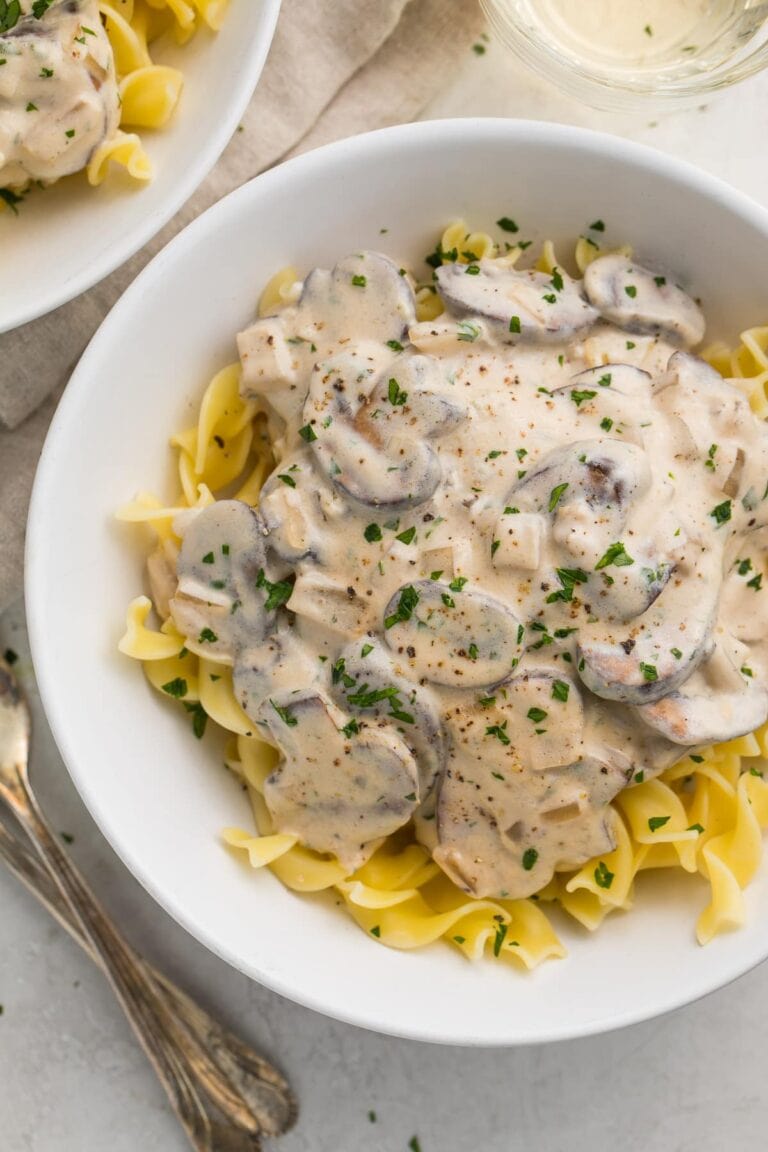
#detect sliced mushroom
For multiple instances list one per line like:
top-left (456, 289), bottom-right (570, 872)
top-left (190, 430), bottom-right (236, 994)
top-left (507, 440), bottom-right (651, 562)
top-left (297, 252), bottom-right (416, 346)
top-left (577, 541), bottom-right (721, 704)
top-left (259, 690), bottom-right (419, 871)
top-left (331, 640), bottom-right (447, 798)
top-left (435, 260), bottom-right (597, 344)
top-left (636, 643), bottom-right (768, 745)
top-left (584, 255), bottom-right (705, 347)
top-left (234, 628), bottom-right (319, 722)
top-left (170, 500), bottom-right (273, 660)
top-left (432, 685), bottom-right (626, 899)
top-left (565, 362), bottom-right (653, 402)
top-left (304, 351), bottom-right (461, 509)
top-left (383, 579), bottom-right (524, 688)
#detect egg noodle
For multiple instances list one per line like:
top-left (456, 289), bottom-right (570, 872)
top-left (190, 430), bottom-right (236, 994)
top-left (118, 223), bottom-right (768, 971)
top-left (86, 0), bottom-right (227, 185)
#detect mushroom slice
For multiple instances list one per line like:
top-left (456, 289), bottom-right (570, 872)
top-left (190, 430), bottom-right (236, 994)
top-left (636, 644), bottom-right (768, 745)
top-left (577, 543), bottom-right (721, 705)
top-left (331, 640), bottom-right (447, 798)
top-left (297, 252), bottom-right (416, 346)
top-left (435, 260), bottom-right (597, 344)
top-left (259, 690), bottom-right (419, 871)
top-left (383, 579), bottom-right (524, 688)
top-left (233, 628), bottom-right (319, 723)
top-left (507, 439), bottom-right (651, 554)
top-left (584, 255), bottom-right (705, 347)
top-left (304, 352), bottom-right (452, 509)
top-left (566, 362), bottom-right (653, 401)
top-left (433, 693), bottom-right (625, 899)
top-left (170, 500), bottom-right (274, 659)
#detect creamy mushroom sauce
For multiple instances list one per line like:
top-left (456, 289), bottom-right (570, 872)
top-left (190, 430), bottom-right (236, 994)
top-left (164, 247), bottom-right (768, 901)
top-left (0, 0), bottom-right (118, 189)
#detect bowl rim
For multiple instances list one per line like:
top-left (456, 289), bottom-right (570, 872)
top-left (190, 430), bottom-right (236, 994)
top-left (26, 117), bottom-right (768, 1045)
top-left (0, 0), bottom-right (282, 334)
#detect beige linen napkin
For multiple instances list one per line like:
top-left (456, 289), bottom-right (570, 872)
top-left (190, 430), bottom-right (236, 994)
top-left (0, 0), bottom-right (484, 611)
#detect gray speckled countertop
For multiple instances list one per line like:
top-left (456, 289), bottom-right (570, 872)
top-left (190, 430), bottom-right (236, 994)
top-left (5, 39), bottom-right (768, 1151)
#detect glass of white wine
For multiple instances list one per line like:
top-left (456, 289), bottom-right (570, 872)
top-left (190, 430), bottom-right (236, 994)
top-left (481, 0), bottom-right (768, 109)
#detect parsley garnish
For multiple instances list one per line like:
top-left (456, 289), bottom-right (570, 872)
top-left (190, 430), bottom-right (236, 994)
top-left (270, 699), bottom-right (297, 727)
top-left (594, 861), bottom-right (614, 889)
top-left (486, 721), bottom-right (511, 745)
top-left (162, 678), bottom-right (187, 698)
top-left (546, 567), bottom-right (588, 604)
top-left (386, 339), bottom-right (404, 352)
top-left (255, 568), bottom-right (294, 611)
top-left (600, 417), bottom-right (614, 432)
top-left (648, 815), bottom-right (670, 832)
top-left (589, 219), bottom-right (605, 232)
top-left (639, 662), bottom-right (658, 682)
top-left (624, 284), bottom-right (637, 298)
top-left (496, 216), bottom-right (519, 232)
top-left (548, 482), bottom-right (569, 512)
top-left (710, 499), bottom-right (732, 526)
top-left (527, 707), bottom-right (548, 723)
top-left (594, 541), bottom-right (634, 570)
top-left (493, 922), bottom-right (508, 956)
top-left (183, 701), bottom-right (208, 739)
top-left (198, 628), bottom-right (218, 644)
top-left (384, 585), bottom-right (420, 629)
top-left (298, 423), bottom-right (317, 442)
top-left (396, 526), bottom-right (416, 545)
top-left (364, 523), bottom-right (382, 543)
top-left (522, 848), bottom-right (538, 871)
top-left (509, 315), bottom-right (521, 334)
top-left (387, 377), bottom-right (408, 406)
top-left (551, 680), bottom-right (570, 703)
top-left (351, 274), bottom-right (367, 287)
top-left (570, 388), bottom-right (597, 407)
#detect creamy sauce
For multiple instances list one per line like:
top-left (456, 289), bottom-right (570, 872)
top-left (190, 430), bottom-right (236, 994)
top-left (165, 247), bottom-right (768, 898)
top-left (0, 0), bottom-right (118, 189)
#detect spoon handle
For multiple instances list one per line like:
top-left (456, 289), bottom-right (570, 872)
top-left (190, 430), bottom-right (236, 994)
top-left (0, 821), bottom-right (297, 1137)
top-left (0, 768), bottom-right (267, 1150)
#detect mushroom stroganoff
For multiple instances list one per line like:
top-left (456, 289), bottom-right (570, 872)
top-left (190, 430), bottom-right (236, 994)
top-left (0, 0), bottom-right (227, 205)
top-left (119, 224), bottom-right (768, 968)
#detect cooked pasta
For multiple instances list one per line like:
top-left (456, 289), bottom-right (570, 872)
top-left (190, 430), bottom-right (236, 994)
top-left (118, 222), bottom-right (768, 970)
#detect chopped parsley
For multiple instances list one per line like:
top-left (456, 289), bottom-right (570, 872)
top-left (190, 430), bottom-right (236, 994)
top-left (589, 219), bottom-right (606, 232)
top-left (161, 678), bottom-right (188, 698)
top-left (298, 423), bottom-right (317, 442)
top-left (522, 847), bottom-right (538, 871)
top-left (509, 315), bottom-right (521, 334)
top-left (670, 647), bottom-right (683, 660)
top-left (364, 523), bottom-right (383, 543)
top-left (546, 566), bottom-right (588, 604)
top-left (496, 216), bottom-right (519, 233)
top-left (386, 339), bottom-right (404, 352)
top-left (387, 377), bottom-right (408, 406)
top-left (183, 701), bottom-right (208, 739)
top-left (548, 481), bottom-right (569, 512)
top-left (341, 719), bottom-right (360, 738)
top-left (594, 861), bottom-right (614, 889)
top-left (527, 707), bottom-right (548, 723)
top-left (277, 473), bottom-right (296, 488)
top-left (370, 925), bottom-right (381, 937)
top-left (384, 585), bottom-right (420, 629)
top-left (449, 576), bottom-right (468, 592)
top-left (709, 499), bottom-right (732, 526)
top-left (551, 680), bottom-right (570, 703)
top-left (256, 568), bottom-right (294, 611)
top-left (648, 815), bottom-right (670, 832)
top-left (600, 417), bottom-right (614, 432)
top-left (624, 284), bottom-right (637, 298)
top-left (351, 274), bottom-right (367, 287)
top-left (570, 389), bottom-right (597, 407)
top-left (198, 628), bottom-right (218, 644)
top-left (457, 320), bottom-right (480, 343)
top-left (493, 922), bottom-right (508, 956)
top-left (594, 541), bottom-right (634, 570)
top-left (486, 720), bottom-right (511, 745)
top-left (639, 662), bottom-right (658, 682)
top-left (270, 699), bottom-right (297, 727)
top-left (396, 526), bottom-right (416, 545)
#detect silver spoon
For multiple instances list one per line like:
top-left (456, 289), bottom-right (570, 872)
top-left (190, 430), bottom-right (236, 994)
top-left (0, 654), bottom-right (297, 1150)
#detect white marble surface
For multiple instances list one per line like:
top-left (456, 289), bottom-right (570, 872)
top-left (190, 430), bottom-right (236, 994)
top-left (5, 34), bottom-right (768, 1152)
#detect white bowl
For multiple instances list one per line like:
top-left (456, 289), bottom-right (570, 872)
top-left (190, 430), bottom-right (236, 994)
top-left (26, 119), bottom-right (768, 1045)
top-left (0, 0), bottom-right (280, 334)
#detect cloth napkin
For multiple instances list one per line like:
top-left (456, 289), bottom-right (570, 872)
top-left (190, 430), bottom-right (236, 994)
top-left (0, 0), bottom-right (484, 612)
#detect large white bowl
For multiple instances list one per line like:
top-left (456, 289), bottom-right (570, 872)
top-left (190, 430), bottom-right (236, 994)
top-left (0, 0), bottom-right (280, 334)
top-left (26, 120), bottom-right (768, 1045)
